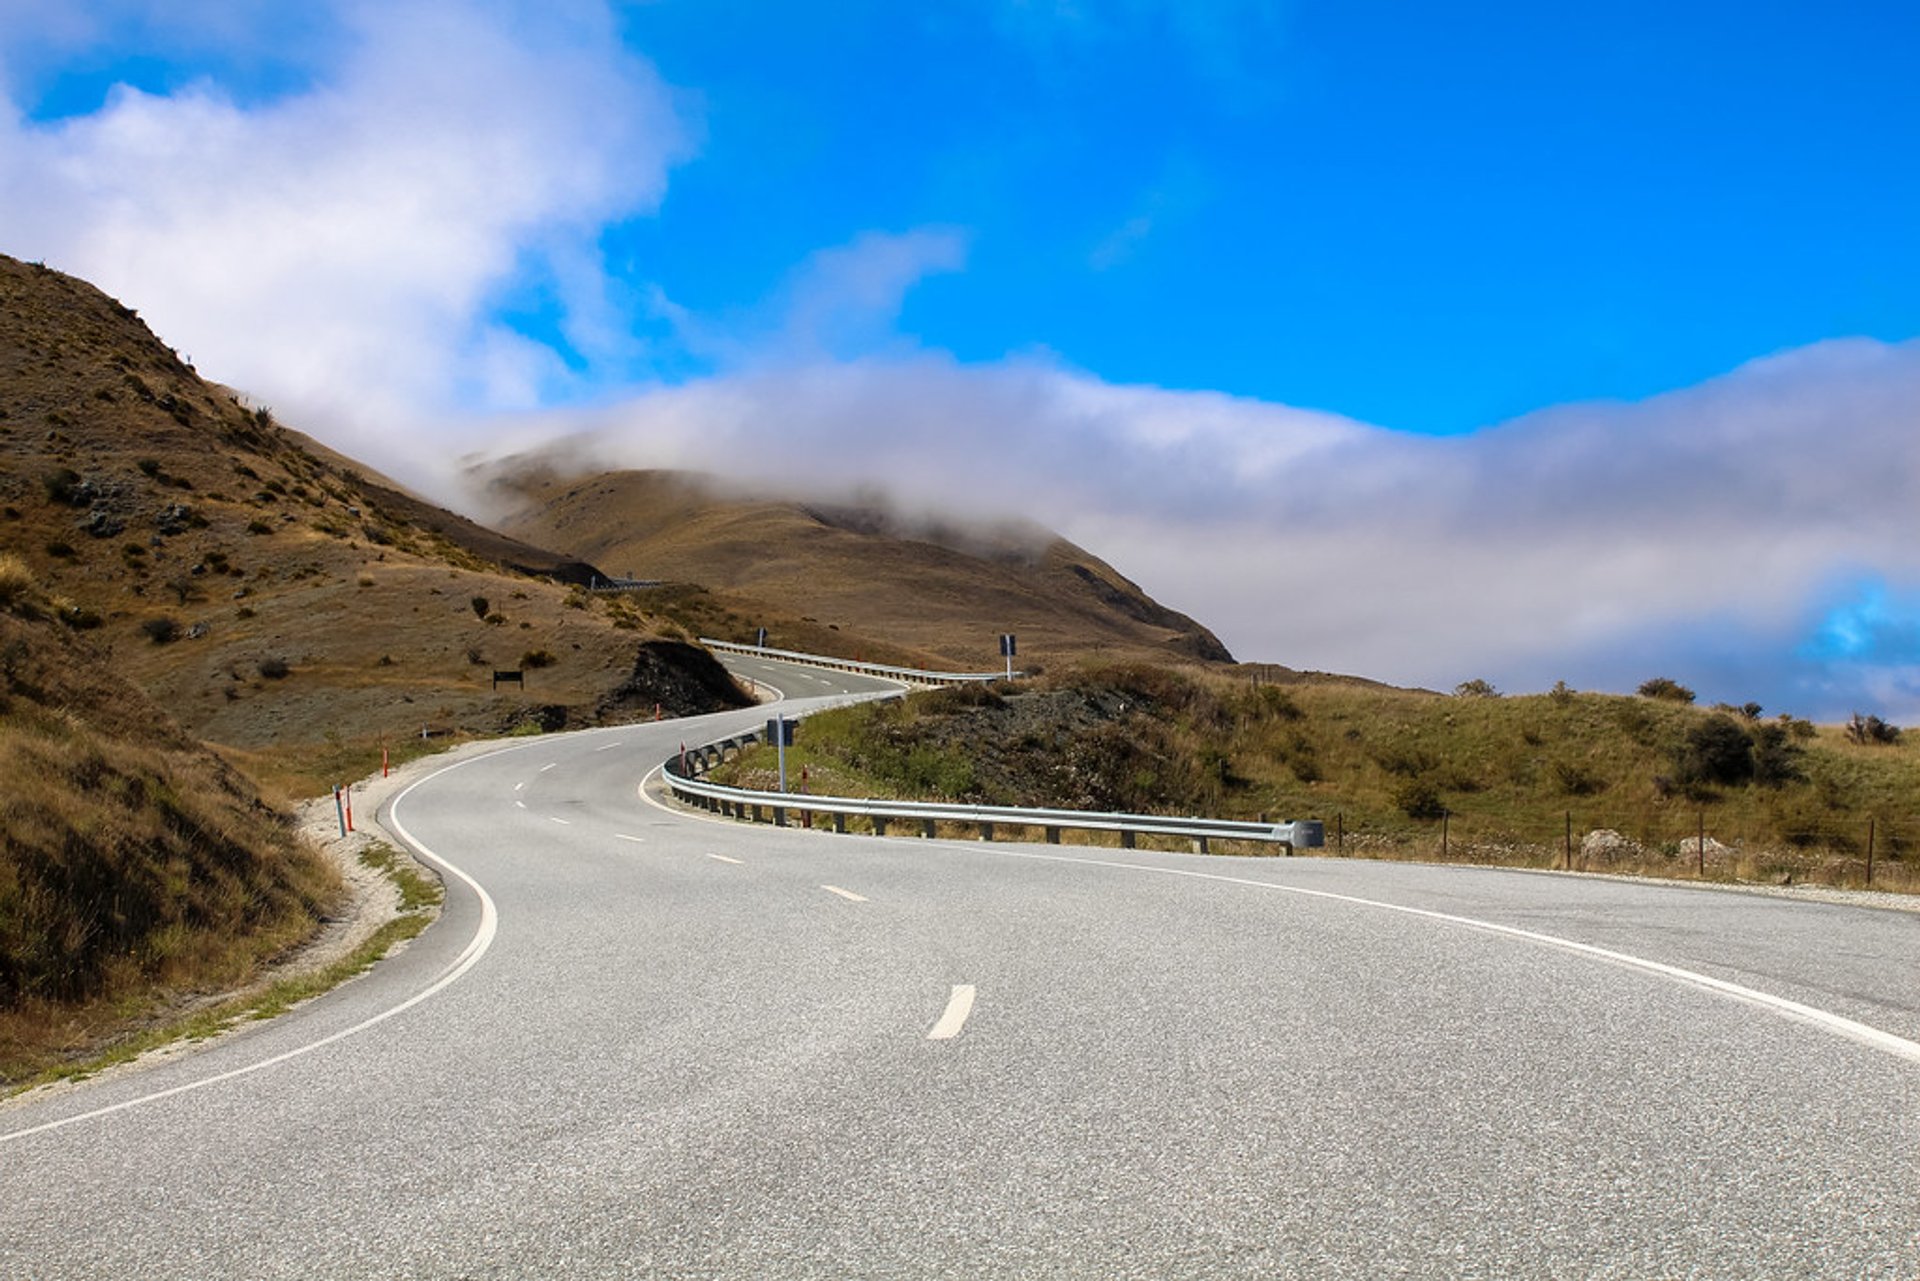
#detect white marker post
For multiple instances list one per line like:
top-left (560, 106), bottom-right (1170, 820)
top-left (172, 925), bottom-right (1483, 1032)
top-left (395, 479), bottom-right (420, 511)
top-left (1000, 632), bottom-right (1017, 680)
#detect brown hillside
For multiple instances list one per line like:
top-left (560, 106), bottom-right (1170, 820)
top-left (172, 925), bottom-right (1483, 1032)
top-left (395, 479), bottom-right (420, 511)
top-left (482, 466), bottom-right (1235, 671)
top-left (0, 254), bottom-right (749, 781)
top-left (0, 556), bottom-right (340, 1079)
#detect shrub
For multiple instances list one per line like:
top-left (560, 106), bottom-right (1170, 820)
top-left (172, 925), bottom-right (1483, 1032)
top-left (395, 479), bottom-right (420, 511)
top-left (1750, 722), bottom-right (1804, 787)
top-left (44, 540), bottom-right (75, 559)
top-left (1638, 677), bottom-right (1696, 704)
top-left (1393, 778), bottom-right (1447, 821)
top-left (42, 467), bottom-right (84, 506)
top-left (1844, 712), bottom-right (1902, 746)
top-left (1550, 759), bottom-right (1603, 796)
top-left (258, 656), bottom-right (291, 679)
top-left (470, 595), bottom-right (489, 619)
top-left (0, 554), bottom-right (36, 610)
top-left (246, 518), bottom-right (273, 535)
top-left (1549, 679), bottom-right (1574, 705)
top-left (519, 649), bottom-right (556, 670)
top-left (1453, 678), bottom-right (1499, 698)
top-left (141, 616), bottom-right (181, 644)
top-left (1676, 716), bottom-right (1753, 787)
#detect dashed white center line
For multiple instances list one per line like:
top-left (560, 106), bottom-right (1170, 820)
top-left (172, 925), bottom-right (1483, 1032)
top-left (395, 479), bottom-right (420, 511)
top-left (514, 800), bottom-right (526, 809)
top-left (538, 763), bottom-right (557, 773)
top-left (594, 742), bottom-right (622, 752)
top-left (821, 884), bottom-right (867, 902)
top-left (549, 816), bottom-right (571, 826)
top-left (928, 985), bottom-right (976, 1040)
top-left (614, 834), bottom-right (646, 844)
top-left (513, 781), bottom-right (525, 792)
top-left (707, 853), bottom-right (743, 865)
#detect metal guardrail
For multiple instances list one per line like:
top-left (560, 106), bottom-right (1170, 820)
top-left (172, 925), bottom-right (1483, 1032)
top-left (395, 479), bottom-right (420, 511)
top-left (663, 728), bottom-right (1325, 854)
top-left (700, 638), bottom-right (1019, 686)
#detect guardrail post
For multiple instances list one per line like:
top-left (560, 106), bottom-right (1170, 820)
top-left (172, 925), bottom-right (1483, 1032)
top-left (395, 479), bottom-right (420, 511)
top-left (872, 816), bottom-right (888, 837)
top-left (1045, 826), bottom-right (1060, 844)
top-left (979, 821), bottom-right (994, 842)
top-left (1119, 830), bottom-right (1136, 850)
top-left (921, 818), bottom-right (936, 839)
top-left (833, 813), bottom-right (846, 834)
top-left (1192, 836), bottom-right (1209, 855)
top-left (773, 806), bottom-right (786, 827)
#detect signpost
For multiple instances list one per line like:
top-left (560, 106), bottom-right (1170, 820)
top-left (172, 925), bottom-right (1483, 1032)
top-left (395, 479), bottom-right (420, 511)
top-left (767, 715), bottom-right (796, 791)
top-left (756, 626), bottom-right (769, 648)
top-left (999, 633), bottom-right (1016, 680)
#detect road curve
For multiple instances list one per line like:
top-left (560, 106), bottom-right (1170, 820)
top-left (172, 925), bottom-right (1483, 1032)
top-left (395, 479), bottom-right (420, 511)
top-left (3, 654), bottom-right (1917, 1279)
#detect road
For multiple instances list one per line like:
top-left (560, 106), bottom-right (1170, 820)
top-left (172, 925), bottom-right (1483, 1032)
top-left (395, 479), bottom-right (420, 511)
top-left (3, 654), bottom-right (1918, 1278)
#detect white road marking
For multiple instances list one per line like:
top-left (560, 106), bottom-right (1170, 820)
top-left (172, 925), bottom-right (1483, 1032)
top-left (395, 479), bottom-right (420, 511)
top-left (822, 884), bottom-right (867, 902)
top-left (514, 800), bottom-right (526, 810)
top-left (986, 848), bottom-right (1920, 1067)
top-left (594, 742), bottom-right (622, 752)
top-left (928, 985), bottom-right (976, 1040)
top-left (549, 816), bottom-right (571, 826)
top-left (513, 781), bottom-right (524, 792)
top-left (707, 853), bottom-right (743, 865)
top-left (1, 743), bottom-right (506, 1144)
top-left (538, 762), bottom-right (557, 773)
top-left (614, 834), bottom-right (646, 844)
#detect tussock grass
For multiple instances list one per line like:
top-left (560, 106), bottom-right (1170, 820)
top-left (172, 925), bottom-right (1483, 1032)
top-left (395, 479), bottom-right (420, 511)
top-left (8, 842), bottom-right (441, 1094)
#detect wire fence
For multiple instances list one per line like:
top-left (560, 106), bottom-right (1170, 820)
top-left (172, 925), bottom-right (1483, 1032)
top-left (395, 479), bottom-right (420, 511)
top-left (1322, 811), bottom-right (1920, 892)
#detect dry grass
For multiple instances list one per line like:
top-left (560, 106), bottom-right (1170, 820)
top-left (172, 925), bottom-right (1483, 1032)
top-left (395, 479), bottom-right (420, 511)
top-left (717, 661), bottom-right (1920, 894)
top-left (0, 605), bottom-right (340, 1084)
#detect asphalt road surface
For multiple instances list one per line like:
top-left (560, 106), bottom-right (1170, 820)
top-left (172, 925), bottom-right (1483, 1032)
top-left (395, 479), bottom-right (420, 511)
top-left (3, 655), bottom-right (1917, 1278)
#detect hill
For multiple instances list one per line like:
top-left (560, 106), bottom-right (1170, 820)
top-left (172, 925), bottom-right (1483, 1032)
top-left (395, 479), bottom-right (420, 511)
top-left (478, 465), bottom-right (1235, 672)
top-left (0, 254), bottom-right (750, 795)
top-left (716, 663), bottom-right (1920, 891)
top-left (0, 555), bottom-right (341, 1080)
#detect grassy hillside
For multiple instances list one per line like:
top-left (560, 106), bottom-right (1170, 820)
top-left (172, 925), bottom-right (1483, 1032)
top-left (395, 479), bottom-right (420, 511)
top-left (716, 662), bottom-right (1920, 891)
top-left (0, 555), bottom-right (342, 1081)
top-left (0, 254), bottom-right (749, 794)
top-left (480, 465), bottom-right (1236, 671)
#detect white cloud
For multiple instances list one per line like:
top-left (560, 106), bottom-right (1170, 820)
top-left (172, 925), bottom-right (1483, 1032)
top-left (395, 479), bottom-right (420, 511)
top-left (0, 0), bottom-right (690, 473)
top-left (482, 336), bottom-right (1920, 720)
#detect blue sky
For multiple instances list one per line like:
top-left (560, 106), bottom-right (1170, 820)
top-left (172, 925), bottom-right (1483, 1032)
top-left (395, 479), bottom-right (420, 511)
top-left (2, 1), bottom-right (1917, 717)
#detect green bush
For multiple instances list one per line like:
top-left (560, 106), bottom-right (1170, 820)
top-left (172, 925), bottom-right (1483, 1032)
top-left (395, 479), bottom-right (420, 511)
top-left (1638, 676), bottom-right (1696, 704)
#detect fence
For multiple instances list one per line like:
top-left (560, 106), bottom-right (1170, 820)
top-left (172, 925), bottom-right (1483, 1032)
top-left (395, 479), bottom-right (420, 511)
top-left (1320, 809), bottom-right (1919, 892)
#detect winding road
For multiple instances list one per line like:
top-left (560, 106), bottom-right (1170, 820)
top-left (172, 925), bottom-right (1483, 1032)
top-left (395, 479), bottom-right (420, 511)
top-left (3, 654), bottom-right (1918, 1278)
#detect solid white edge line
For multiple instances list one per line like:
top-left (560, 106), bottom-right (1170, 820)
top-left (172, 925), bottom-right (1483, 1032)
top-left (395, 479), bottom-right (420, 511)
top-left (549, 816), bottom-right (571, 826)
top-left (822, 884), bottom-right (868, 902)
top-left (1, 746), bottom-right (507, 1145)
top-left (707, 853), bottom-right (743, 865)
top-left (928, 985), bottom-right (976, 1040)
top-left (614, 834), bottom-right (646, 844)
top-left (985, 848), bottom-right (1920, 1067)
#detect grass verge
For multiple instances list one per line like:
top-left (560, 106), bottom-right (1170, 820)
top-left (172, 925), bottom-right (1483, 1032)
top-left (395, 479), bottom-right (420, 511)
top-left (4, 842), bottom-right (442, 1098)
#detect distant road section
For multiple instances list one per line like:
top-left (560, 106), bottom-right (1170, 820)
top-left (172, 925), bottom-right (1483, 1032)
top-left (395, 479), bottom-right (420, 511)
top-left (3, 654), bottom-right (1917, 1278)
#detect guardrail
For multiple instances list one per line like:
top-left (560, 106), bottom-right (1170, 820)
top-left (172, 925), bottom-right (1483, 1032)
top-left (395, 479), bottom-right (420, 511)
top-left (664, 728), bottom-right (1325, 854)
top-left (700, 638), bottom-right (1019, 687)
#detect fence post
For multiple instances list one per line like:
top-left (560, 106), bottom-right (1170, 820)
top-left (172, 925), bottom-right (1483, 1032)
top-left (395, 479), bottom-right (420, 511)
top-left (1441, 810), bottom-right (1449, 861)
top-left (1866, 818), bottom-right (1875, 887)
top-left (1565, 811), bottom-right (1572, 870)
top-left (1336, 811), bottom-right (1344, 856)
top-left (1697, 812), bottom-right (1706, 878)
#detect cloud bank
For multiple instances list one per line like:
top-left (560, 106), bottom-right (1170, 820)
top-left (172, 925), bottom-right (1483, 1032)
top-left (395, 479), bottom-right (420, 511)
top-left (498, 336), bottom-right (1920, 720)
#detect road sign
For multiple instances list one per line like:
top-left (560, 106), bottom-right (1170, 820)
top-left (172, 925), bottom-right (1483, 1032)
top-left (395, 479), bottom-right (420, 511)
top-left (756, 627), bottom-right (768, 648)
top-left (999, 633), bottom-right (1016, 657)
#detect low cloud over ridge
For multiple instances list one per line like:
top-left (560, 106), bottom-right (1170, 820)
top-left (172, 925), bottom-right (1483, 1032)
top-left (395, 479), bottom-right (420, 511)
top-left (506, 337), bottom-right (1920, 720)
